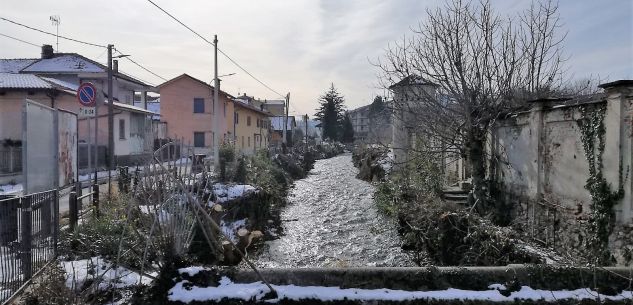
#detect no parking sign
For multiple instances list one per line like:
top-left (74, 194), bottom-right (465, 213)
top-left (77, 82), bottom-right (97, 117)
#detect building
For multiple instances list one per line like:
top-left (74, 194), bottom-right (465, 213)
top-left (348, 105), bottom-right (370, 142)
top-left (270, 116), bottom-right (296, 147)
top-left (231, 99), bottom-right (271, 155)
top-left (389, 75), bottom-right (467, 184)
top-left (158, 73), bottom-right (234, 155)
top-left (262, 99), bottom-right (285, 116)
top-left (0, 45), bottom-right (157, 169)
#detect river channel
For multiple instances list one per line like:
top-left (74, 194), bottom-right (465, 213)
top-left (253, 153), bottom-right (413, 268)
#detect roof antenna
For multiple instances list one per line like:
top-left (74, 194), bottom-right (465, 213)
top-left (49, 15), bottom-right (60, 52)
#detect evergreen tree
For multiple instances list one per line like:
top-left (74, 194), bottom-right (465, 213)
top-left (314, 83), bottom-right (346, 141)
top-left (341, 112), bottom-right (354, 143)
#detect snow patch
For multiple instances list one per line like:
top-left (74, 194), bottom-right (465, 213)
top-left (60, 257), bottom-right (153, 291)
top-left (0, 183), bottom-right (22, 195)
top-left (212, 183), bottom-right (258, 203)
top-left (168, 276), bottom-right (633, 303)
top-left (220, 219), bottom-right (247, 242)
top-left (178, 266), bottom-right (211, 277)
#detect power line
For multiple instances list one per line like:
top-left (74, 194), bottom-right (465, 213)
top-left (144, 0), bottom-right (287, 99)
top-left (0, 32), bottom-right (40, 47)
top-left (115, 48), bottom-right (168, 82)
top-left (0, 16), bottom-right (107, 48)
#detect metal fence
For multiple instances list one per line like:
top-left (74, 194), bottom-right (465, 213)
top-left (0, 148), bottom-right (22, 174)
top-left (0, 189), bottom-right (58, 304)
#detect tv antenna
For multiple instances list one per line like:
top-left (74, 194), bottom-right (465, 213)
top-left (50, 15), bottom-right (60, 52)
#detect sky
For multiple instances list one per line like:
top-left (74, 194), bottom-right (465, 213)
top-left (1, 0), bottom-right (631, 116)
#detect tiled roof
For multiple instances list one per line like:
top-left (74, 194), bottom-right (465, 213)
top-left (0, 73), bottom-right (53, 89)
top-left (22, 54), bottom-right (104, 73)
top-left (0, 59), bottom-right (38, 73)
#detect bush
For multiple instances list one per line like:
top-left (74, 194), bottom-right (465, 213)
top-left (219, 143), bottom-right (236, 182)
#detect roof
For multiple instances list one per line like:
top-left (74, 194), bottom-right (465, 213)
top-left (233, 99), bottom-right (271, 116)
top-left (22, 54), bottom-right (103, 73)
top-left (264, 99), bottom-right (285, 105)
top-left (348, 104), bottom-right (371, 114)
top-left (105, 100), bottom-right (157, 115)
top-left (41, 77), bottom-right (79, 91)
top-left (598, 80), bottom-right (633, 89)
top-left (270, 116), bottom-right (296, 130)
top-left (16, 53), bottom-right (152, 88)
top-left (0, 73), bottom-right (54, 89)
top-left (133, 99), bottom-right (161, 120)
top-left (389, 75), bottom-right (438, 89)
top-left (158, 73), bottom-right (234, 98)
top-left (0, 59), bottom-right (38, 73)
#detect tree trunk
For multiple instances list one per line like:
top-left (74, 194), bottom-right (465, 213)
top-left (467, 128), bottom-right (488, 215)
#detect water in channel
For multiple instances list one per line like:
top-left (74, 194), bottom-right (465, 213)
top-left (253, 154), bottom-right (414, 268)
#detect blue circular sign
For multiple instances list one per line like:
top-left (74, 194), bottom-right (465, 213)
top-left (77, 82), bottom-right (97, 106)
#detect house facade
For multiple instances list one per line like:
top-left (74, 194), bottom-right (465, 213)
top-left (0, 45), bottom-right (157, 168)
top-left (232, 100), bottom-right (271, 155)
top-left (270, 116), bottom-right (296, 147)
top-left (158, 74), bottom-right (234, 155)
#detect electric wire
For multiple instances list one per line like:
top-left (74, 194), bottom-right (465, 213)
top-left (0, 32), bottom-right (39, 47)
top-left (0, 17), bottom-right (107, 48)
top-left (144, 0), bottom-right (287, 99)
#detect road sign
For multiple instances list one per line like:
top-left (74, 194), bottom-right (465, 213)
top-left (79, 107), bottom-right (96, 117)
top-left (77, 82), bottom-right (97, 107)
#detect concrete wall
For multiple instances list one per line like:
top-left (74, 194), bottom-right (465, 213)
top-left (492, 82), bottom-right (633, 264)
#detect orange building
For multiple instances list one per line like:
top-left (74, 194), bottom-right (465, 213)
top-left (158, 74), bottom-right (234, 155)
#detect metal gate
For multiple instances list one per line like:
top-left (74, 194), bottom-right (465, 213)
top-left (0, 189), bottom-right (59, 304)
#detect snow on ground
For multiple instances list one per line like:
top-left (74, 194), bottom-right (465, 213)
top-left (220, 219), bottom-right (247, 242)
top-left (168, 276), bottom-right (633, 303)
top-left (0, 183), bottom-right (22, 195)
top-left (60, 257), bottom-right (153, 291)
top-left (178, 266), bottom-right (211, 277)
top-left (377, 148), bottom-right (394, 174)
top-left (212, 183), bottom-right (258, 203)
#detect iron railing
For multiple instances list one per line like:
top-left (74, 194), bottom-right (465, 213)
top-left (0, 189), bottom-right (58, 304)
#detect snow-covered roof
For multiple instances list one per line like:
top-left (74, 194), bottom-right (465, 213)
top-left (270, 116), bottom-right (295, 130)
top-left (22, 54), bottom-right (104, 73)
top-left (0, 73), bottom-right (53, 89)
top-left (40, 77), bottom-right (80, 91)
top-left (0, 59), bottom-right (38, 73)
top-left (105, 100), bottom-right (157, 115)
top-left (133, 99), bottom-right (161, 120)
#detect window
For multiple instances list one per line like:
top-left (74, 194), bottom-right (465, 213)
top-left (193, 98), bottom-right (205, 113)
top-left (248, 136), bottom-right (251, 147)
top-left (247, 116), bottom-right (251, 126)
top-left (241, 136), bottom-right (244, 148)
top-left (256, 119), bottom-right (260, 128)
top-left (235, 112), bottom-right (239, 124)
top-left (119, 119), bottom-right (125, 139)
top-left (194, 132), bottom-right (205, 147)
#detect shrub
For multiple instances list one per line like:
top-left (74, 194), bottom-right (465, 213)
top-left (219, 143), bottom-right (236, 182)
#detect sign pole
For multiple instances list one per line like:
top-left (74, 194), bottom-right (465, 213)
top-left (76, 81), bottom-right (98, 187)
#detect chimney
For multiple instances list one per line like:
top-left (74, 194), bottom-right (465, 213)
top-left (41, 45), bottom-right (54, 59)
top-left (113, 60), bottom-right (119, 73)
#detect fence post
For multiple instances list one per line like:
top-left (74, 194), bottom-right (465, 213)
top-left (20, 196), bottom-right (32, 280)
top-left (53, 189), bottom-right (59, 256)
top-left (92, 183), bottom-right (100, 218)
top-left (69, 191), bottom-right (77, 231)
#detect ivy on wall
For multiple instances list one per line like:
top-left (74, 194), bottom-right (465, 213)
top-left (577, 103), bottom-right (626, 265)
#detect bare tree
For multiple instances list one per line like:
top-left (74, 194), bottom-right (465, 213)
top-left (375, 0), bottom-right (567, 211)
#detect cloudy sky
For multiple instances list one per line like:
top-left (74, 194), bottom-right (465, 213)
top-left (1, 0), bottom-right (631, 115)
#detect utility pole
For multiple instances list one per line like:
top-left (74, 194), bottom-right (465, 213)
top-left (107, 44), bottom-right (114, 195)
top-left (304, 114), bottom-right (308, 148)
top-left (213, 35), bottom-right (220, 169)
top-left (283, 93), bottom-right (289, 149)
